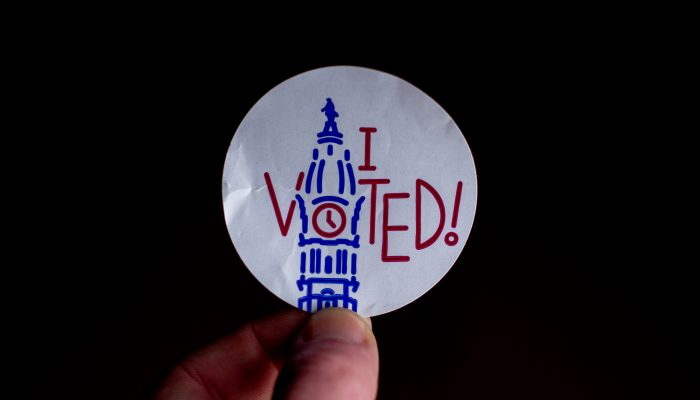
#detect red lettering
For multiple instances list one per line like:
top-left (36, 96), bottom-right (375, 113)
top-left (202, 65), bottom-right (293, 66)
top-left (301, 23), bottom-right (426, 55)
top-left (295, 171), bottom-right (305, 191)
top-left (358, 127), bottom-right (377, 171)
top-left (451, 181), bottom-right (463, 228)
top-left (415, 179), bottom-right (446, 250)
top-left (263, 172), bottom-right (296, 236)
top-left (382, 192), bottom-right (411, 262)
top-left (358, 178), bottom-right (390, 244)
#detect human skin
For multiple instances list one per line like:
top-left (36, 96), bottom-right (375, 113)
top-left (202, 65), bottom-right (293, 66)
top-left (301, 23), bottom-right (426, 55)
top-left (154, 307), bottom-right (379, 400)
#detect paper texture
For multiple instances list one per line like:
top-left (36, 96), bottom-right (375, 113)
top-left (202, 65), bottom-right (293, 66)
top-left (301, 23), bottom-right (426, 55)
top-left (223, 66), bottom-right (477, 316)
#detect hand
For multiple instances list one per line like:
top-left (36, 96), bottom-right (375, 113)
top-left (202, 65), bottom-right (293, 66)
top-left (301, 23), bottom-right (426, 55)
top-left (155, 307), bottom-right (379, 400)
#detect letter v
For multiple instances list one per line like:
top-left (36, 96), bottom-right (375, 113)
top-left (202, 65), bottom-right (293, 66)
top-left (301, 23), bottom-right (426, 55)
top-left (263, 172), bottom-right (296, 236)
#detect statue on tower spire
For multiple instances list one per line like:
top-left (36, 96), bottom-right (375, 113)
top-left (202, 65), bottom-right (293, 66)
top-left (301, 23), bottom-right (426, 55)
top-left (318, 98), bottom-right (343, 139)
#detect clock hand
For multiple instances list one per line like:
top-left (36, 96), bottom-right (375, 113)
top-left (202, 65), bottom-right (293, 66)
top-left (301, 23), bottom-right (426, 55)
top-left (326, 210), bottom-right (337, 228)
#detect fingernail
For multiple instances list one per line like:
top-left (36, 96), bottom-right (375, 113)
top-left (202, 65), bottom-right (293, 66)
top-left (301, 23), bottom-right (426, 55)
top-left (301, 308), bottom-right (372, 345)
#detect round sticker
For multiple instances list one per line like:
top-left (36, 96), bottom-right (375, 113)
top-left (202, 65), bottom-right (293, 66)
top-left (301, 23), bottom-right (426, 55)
top-left (222, 66), bottom-right (477, 316)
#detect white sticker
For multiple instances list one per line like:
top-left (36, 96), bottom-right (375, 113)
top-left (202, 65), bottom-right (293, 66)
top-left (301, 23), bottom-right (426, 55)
top-left (223, 66), bottom-right (477, 316)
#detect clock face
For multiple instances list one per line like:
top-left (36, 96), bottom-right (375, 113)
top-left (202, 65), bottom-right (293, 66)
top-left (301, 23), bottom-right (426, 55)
top-left (311, 203), bottom-right (347, 238)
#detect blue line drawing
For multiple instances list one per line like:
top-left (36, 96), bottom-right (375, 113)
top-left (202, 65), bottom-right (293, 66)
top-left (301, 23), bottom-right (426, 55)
top-left (312, 196), bottom-right (349, 206)
top-left (294, 98), bottom-right (364, 313)
top-left (342, 250), bottom-right (348, 274)
top-left (317, 131), bottom-right (344, 139)
top-left (318, 137), bottom-right (343, 144)
top-left (317, 99), bottom-right (343, 137)
top-left (324, 255), bottom-right (333, 274)
top-left (337, 160), bottom-right (345, 194)
top-left (308, 249), bottom-right (313, 273)
top-left (298, 234), bottom-right (361, 248)
top-left (336, 249), bottom-right (342, 274)
top-left (297, 275), bottom-right (359, 312)
top-left (316, 248), bottom-right (321, 273)
top-left (317, 132), bottom-right (343, 140)
top-left (295, 194), bottom-right (308, 233)
top-left (351, 196), bottom-right (365, 235)
top-left (317, 159), bottom-right (325, 193)
top-left (346, 163), bottom-right (356, 195)
top-left (305, 162), bottom-right (316, 194)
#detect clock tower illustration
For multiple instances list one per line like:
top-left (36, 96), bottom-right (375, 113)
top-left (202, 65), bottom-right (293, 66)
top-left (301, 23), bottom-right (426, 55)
top-left (294, 98), bottom-right (366, 312)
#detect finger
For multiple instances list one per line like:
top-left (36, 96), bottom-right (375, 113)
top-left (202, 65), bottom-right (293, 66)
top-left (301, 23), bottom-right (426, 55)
top-left (155, 307), bottom-right (309, 400)
top-left (273, 308), bottom-right (379, 400)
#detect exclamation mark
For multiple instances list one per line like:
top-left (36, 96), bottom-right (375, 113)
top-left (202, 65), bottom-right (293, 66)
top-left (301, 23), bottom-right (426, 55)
top-left (444, 181), bottom-right (463, 246)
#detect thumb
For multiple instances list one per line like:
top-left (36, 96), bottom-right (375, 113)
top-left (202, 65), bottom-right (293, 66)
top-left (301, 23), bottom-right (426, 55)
top-left (273, 307), bottom-right (379, 400)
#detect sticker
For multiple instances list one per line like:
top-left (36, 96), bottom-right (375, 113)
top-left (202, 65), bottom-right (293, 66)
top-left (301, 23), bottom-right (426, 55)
top-left (222, 66), bottom-right (477, 317)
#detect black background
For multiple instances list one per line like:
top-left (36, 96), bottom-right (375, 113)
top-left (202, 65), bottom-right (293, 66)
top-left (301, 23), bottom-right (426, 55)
top-left (9, 22), bottom-right (696, 399)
